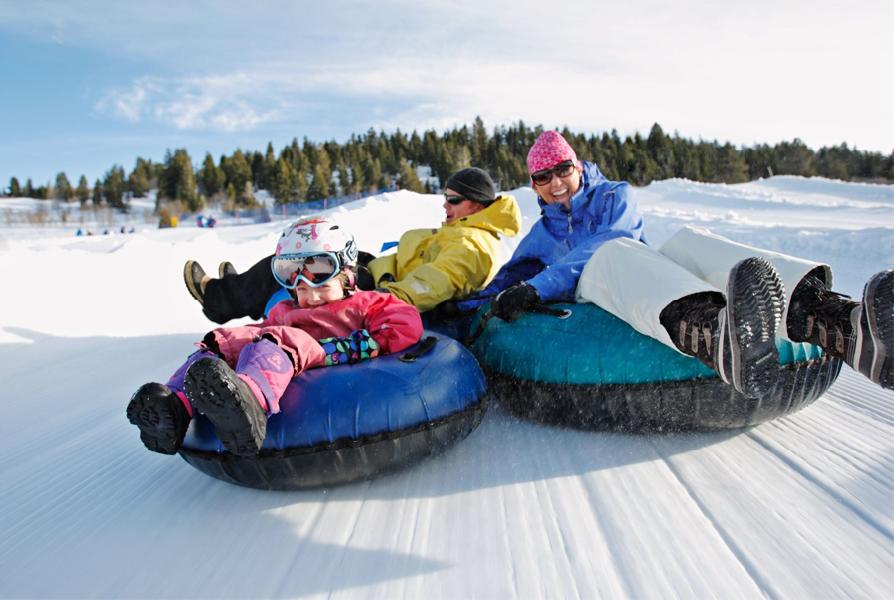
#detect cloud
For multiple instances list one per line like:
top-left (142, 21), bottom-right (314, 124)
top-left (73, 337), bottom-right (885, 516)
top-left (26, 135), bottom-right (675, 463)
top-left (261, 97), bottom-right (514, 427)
top-left (95, 74), bottom-right (284, 132)
top-left (61, 0), bottom-right (892, 148)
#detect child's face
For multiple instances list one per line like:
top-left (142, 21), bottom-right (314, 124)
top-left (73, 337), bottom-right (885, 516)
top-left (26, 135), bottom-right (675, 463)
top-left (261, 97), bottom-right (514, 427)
top-left (293, 277), bottom-right (345, 308)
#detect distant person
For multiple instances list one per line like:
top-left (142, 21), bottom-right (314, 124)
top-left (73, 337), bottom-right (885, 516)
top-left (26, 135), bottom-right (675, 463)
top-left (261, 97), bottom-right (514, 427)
top-left (460, 131), bottom-right (893, 393)
top-left (182, 167), bottom-right (521, 321)
top-left (127, 218), bottom-right (423, 457)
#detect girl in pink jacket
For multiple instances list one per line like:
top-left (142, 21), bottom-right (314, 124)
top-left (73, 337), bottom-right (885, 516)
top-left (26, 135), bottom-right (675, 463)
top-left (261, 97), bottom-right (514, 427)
top-left (127, 217), bottom-right (424, 457)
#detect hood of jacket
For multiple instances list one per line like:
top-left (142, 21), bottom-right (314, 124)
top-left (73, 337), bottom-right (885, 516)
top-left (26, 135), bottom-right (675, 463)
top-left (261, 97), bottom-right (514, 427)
top-left (444, 193), bottom-right (521, 237)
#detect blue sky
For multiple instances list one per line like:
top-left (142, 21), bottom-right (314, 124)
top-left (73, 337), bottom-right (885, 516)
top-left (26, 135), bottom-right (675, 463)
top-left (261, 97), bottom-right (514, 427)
top-left (1, 0), bottom-right (892, 186)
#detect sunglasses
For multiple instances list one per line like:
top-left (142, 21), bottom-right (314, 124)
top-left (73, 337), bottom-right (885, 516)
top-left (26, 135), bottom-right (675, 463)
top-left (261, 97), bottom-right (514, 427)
top-left (530, 160), bottom-right (576, 186)
top-left (271, 253), bottom-right (342, 289)
top-left (444, 194), bottom-right (467, 205)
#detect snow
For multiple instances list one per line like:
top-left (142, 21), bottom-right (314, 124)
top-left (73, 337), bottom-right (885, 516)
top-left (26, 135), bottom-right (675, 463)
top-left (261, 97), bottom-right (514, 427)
top-left (1, 176), bottom-right (892, 598)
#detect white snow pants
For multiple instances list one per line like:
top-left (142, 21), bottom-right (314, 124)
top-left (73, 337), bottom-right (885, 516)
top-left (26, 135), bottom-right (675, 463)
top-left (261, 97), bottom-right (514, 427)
top-left (575, 226), bottom-right (831, 353)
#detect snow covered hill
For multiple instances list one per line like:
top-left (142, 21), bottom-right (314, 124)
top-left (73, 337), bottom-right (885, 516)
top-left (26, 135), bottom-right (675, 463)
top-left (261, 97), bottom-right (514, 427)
top-left (1, 177), bottom-right (892, 598)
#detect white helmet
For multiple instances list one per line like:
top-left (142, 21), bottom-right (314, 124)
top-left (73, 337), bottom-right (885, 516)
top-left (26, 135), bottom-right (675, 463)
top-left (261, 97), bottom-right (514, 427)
top-left (271, 217), bottom-right (359, 288)
top-left (275, 217), bottom-right (357, 262)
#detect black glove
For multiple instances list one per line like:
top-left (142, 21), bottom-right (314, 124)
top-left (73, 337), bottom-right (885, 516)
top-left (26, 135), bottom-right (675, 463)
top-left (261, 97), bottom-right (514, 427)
top-left (428, 300), bottom-right (463, 321)
top-left (492, 282), bottom-right (540, 322)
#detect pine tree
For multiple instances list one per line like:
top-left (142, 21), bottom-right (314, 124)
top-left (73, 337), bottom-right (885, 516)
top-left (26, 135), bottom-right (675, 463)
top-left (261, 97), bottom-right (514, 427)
top-left (471, 116), bottom-right (488, 166)
top-left (53, 172), bottom-right (73, 201)
top-left (197, 153), bottom-right (225, 197)
top-left (128, 158), bottom-right (152, 198)
top-left (223, 150), bottom-right (252, 198)
top-left (239, 181), bottom-right (255, 206)
top-left (397, 159), bottom-right (424, 192)
top-left (307, 164), bottom-right (331, 200)
top-left (76, 175), bottom-right (90, 205)
top-left (24, 178), bottom-right (34, 198)
top-left (8, 176), bottom-right (21, 197)
top-left (646, 123), bottom-right (675, 180)
top-left (713, 143), bottom-right (749, 183)
top-left (261, 142), bottom-right (277, 191)
top-left (92, 178), bottom-right (103, 206)
top-left (271, 157), bottom-right (295, 205)
top-left (774, 139), bottom-right (814, 176)
top-left (103, 165), bottom-right (127, 208)
top-left (359, 153), bottom-right (382, 193)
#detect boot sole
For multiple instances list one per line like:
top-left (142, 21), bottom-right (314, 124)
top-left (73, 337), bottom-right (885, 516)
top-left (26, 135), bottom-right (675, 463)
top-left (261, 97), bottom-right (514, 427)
top-left (183, 261), bottom-right (206, 306)
top-left (864, 270), bottom-right (893, 389)
top-left (126, 384), bottom-right (188, 455)
top-left (184, 358), bottom-right (267, 457)
top-left (724, 258), bottom-right (785, 398)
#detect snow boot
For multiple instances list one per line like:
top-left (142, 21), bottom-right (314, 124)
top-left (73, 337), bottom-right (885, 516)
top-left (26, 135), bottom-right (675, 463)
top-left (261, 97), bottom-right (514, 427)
top-left (184, 358), bottom-right (267, 457)
top-left (183, 260), bottom-right (210, 306)
top-left (663, 257), bottom-right (785, 398)
top-left (126, 383), bottom-right (191, 455)
top-left (219, 261), bottom-right (237, 278)
top-left (789, 270), bottom-right (893, 390)
top-left (200, 254), bottom-right (281, 324)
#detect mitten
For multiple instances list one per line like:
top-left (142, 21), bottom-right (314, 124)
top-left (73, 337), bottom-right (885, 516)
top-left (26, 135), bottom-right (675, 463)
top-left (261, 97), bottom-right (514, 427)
top-left (492, 282), bottom-right (540, 322)
top-left (318, 329), bottom-right (381, 366)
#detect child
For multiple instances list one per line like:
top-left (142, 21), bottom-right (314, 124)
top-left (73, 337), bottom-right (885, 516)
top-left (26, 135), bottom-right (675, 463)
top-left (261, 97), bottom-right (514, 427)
top-left (127, 217), bottom-right (424, 457)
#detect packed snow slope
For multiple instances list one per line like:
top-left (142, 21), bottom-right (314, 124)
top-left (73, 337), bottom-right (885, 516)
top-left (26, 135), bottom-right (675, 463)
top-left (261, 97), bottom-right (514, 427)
top-left (1, 176), bottom-right (892, 599)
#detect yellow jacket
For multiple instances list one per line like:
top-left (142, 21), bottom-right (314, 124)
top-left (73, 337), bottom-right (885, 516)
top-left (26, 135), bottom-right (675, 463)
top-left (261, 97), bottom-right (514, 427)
top-left (368, 195), bottom-right (522, 312)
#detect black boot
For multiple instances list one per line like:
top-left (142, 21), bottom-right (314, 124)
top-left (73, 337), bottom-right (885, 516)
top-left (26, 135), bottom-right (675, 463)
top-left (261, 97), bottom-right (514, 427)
top-left (184, 358), bottom-right (267, 457)
top-left (183, 260), bottom-right (210, 306)
top-left (661, 257), bottom-right (785, 398)
top-left (789, 270), bottom-right (893, 390)
top-left (199, 254), bottom-right (281, 324)
top-left (126, 383), bottom-right (191, 455)
top-left (218, 261), bottom-right (238, 278)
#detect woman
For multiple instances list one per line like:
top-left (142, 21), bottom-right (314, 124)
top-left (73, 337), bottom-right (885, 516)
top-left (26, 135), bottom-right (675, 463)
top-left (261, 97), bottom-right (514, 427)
top-left (464, 130), bottom-right (893, 394)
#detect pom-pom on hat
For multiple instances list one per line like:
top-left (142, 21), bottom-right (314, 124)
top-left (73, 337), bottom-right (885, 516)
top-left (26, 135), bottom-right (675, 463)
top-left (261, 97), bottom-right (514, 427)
top-left (444, 167), bottom-right (497, 205)
top-left (526, 131), bottom-right (579, 174)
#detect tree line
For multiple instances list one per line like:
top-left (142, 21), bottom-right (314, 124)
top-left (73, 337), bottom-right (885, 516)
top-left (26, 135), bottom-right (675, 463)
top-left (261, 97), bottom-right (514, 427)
top-left (4, 118), bottom-right (892, 211)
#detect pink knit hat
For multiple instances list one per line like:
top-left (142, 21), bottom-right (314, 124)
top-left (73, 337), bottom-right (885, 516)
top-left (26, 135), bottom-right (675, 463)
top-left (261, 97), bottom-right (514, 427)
top-left (526, 131), bottom-right (578, 174)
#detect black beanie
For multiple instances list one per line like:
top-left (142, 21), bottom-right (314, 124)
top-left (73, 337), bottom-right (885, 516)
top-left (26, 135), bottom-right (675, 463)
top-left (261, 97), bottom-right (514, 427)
top-left (444, 167), bottom-right (497, 205)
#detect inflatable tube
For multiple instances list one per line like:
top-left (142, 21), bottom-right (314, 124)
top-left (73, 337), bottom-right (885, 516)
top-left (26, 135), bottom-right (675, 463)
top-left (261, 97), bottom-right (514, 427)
top-left (178, 333), bottom-right (486, 489)
top-left (471, 303), bottom-right (841, 432)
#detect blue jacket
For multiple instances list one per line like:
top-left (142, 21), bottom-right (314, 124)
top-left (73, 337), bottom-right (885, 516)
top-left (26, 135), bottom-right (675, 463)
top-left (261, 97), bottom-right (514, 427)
top-left (459, 161), bottom-right (645, 309)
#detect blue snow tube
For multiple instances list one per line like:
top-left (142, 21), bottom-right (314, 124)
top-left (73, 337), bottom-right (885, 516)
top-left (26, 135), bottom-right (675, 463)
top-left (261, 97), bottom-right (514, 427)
top-left (470, 303), bottom-right (842, 431)
top-left (178, 332), bottom-right (486, 490)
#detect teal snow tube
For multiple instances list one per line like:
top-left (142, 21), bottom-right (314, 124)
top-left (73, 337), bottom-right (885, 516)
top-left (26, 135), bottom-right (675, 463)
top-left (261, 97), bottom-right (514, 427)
top-left (471, 303), bottom-right (841, 431)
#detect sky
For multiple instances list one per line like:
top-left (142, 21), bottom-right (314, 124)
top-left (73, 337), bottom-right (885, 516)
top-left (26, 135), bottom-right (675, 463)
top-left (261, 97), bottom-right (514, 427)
top-left (1, 0), bottom-right (892, 186)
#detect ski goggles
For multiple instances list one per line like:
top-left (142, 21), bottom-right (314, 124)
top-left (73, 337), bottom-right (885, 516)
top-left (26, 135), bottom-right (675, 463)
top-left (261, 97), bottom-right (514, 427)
top-left (271, 252), bottom-right (343, 289)
top-left (530, 160), bottom-right (576, 186)
top-left (444, 193), bottom-right (467, 205)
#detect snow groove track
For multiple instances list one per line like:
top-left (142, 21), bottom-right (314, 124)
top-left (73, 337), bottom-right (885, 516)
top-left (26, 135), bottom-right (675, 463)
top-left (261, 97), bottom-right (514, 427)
top-left (651, 442), bottom-right (779, 600)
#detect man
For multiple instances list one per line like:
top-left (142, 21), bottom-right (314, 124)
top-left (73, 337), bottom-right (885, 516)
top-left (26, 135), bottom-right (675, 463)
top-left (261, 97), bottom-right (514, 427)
top-left (461, 130), bottom-right (893, 394)
top-left (184, 167), bottom-right (521, 322)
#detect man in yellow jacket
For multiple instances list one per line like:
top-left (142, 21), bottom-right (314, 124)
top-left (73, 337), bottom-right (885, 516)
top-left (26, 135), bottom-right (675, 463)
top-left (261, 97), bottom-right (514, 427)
top-left (367, 168), bottom-right (521, 313)
top-left (184, 167), bottom-right (522, 323)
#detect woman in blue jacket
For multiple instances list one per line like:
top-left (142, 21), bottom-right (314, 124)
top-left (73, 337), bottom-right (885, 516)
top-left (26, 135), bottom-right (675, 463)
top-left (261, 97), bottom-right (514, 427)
top-left (464, 131), bottom-right (892, 396)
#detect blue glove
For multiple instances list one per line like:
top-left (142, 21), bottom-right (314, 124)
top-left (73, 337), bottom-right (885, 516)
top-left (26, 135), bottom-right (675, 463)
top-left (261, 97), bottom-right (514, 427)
top-left (318, 329), bottom-right (381, 366)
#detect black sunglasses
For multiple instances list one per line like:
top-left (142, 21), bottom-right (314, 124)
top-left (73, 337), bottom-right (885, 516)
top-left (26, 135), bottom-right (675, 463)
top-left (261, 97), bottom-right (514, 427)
top-left (444, 194), bottom-right (467, 205)
top-left (531, 160), bottom-right (576, 186)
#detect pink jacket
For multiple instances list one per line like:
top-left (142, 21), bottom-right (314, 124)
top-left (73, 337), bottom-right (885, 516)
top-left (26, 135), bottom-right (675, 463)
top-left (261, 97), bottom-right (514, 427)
top-left (208, 291), bottom-right (424, 369)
